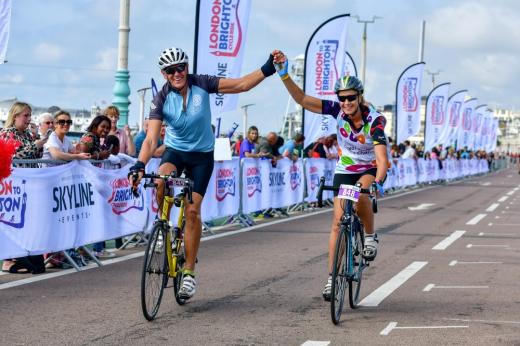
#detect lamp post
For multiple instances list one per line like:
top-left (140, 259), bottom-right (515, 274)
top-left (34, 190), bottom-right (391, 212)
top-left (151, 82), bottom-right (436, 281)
top-left (425, 69), bottom-right (441, 89)
top-left (353, 15), bottom-right (382, 87)
top-left (241, 103), bottom-right (255, 137)
top-left (112, 0), bottom-right (131, 126)
top-left (137, 87), bottom-right (151, 131)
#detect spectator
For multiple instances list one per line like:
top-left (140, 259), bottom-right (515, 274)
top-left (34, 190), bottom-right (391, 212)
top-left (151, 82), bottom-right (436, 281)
top-left (38, 112), bottom-right (54, 139)
top-left (78, 115), bottom-right (111, 161)
top-left (233, 134), bottom-right (243, 156)
top-left (134, 119), bottom-right (165, 157)
top-left (104, 105), bottom-right (136, 156)
top-left (401, 140), bottom-right (417, 159)
top-left (0, 102), bottom-right (47, 274)
top-left (104, 135), bottom-right (121, 156)
top-left (323, 134), bottom-right (338, 160)
top-left (256, 131), bottom-right (283, 165)
top-left (280, 133), bottom-right (305, 160)
top-left (239, 125), bottom-right (263, 158)
top-left (311, 137), bottom-right (327, 158)
top-left (42, 110), bottom-right (91, 163)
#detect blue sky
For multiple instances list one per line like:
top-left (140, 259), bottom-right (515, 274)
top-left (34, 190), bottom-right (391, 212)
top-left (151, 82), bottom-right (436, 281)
top-left (1, 0), bottom-right (519, 135)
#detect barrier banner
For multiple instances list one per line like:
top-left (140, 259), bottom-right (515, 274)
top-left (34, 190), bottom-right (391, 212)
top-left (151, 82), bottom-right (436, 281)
top-left (241, 158), bottom-right (271, 213)
top-left (424, 82), bottom-right (450, 152)
top-left (395, 62), bottom-right (425, 144)
top-left (384, 161), bottom-right (399, 190)
top-left (268, 159), bottom-right (304, 208)
top-left (437, 90), bottom-right (467, 147)
top-left (194, 0), bottom-right (252, 118)
top-left (303, 14), bottom-right (350, 147)
top-left (0, 161), bottom-right (147, 259)
top-left (417, 159), bottom-right (427, 183)
top-left (456, 98), bottom-right (478, 150)
top-left (202, 158), bottom-right (240, 221)
top-left (304, 158), bottom-right (334, 202)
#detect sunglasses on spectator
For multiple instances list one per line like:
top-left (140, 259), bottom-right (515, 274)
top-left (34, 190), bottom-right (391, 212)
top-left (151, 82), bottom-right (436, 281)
top-left (56, 119), bottom-right (73, 126)
top-left (163, 63), bottom-right (187, 75)
top-left (43, 121), bottom-right (53, 125)
top-left (337, 94), bottom-right (358, 102)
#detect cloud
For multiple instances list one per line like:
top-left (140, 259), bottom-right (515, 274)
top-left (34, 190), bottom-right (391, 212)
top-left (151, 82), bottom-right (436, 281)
top-left (0, 74), bottom-right (24, 84)
top-left (33, 43), bottom-right (64, 63)
top-left (94, 48), bottom-right (118, 71)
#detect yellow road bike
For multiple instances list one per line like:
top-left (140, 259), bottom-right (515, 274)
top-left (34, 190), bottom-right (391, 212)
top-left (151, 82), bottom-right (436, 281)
top-left (135, 172), bottom-right (193, 321)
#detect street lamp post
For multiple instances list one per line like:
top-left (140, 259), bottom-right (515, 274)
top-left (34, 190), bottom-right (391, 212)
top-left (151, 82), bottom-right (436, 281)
top-left (113, 0), bottom-right (131, 126)
top-left (425, 69), bottom-right (441, 89)
top-left (353, 15), bottom-right (382, 87)
top-left (241, 103), bottom-right (255, 137)
top-left (137, 87), bottom-right (151, 131)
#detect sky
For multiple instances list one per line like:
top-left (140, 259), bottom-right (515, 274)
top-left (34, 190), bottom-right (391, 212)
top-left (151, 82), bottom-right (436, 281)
top-left (1, 0), bottom-right (519, 135)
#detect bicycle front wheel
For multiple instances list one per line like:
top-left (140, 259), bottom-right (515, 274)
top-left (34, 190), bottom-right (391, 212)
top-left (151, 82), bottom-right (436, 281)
top-left (349, 222), bottom-right (365, 309)
top-left (141, 223), bottom-right (168, 321)
top-left (331, 226), bottom-right (348, 325)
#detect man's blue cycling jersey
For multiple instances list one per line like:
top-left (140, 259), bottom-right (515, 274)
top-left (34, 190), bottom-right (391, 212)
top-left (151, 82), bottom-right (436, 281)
top-left (149, 74), bottom-right (220, 152)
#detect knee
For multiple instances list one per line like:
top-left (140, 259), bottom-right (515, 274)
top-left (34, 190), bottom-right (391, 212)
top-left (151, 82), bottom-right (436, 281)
top-left (185, 208), bottom-right (200, 222)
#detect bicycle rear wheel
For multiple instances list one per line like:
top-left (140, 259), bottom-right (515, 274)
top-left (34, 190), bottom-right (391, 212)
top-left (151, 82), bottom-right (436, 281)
top-left (349, 220), bottom-right (365, 309)
top-left (331, 226), bottom-right (348, 325)
top-left (141, 223), bottom-right (168, 321)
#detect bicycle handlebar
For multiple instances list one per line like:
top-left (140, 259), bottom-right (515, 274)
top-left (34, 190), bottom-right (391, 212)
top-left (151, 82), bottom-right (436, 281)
top-left (130, 171), bottom-right (194, 204)
top-left (316, 176), bottom-right (376, 209)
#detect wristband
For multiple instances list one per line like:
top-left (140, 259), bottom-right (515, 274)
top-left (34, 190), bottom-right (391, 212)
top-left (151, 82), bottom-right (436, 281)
top-left (260, 54), bottom-right (276, 77)
top-left (276, 59), bottom-right (289, 79)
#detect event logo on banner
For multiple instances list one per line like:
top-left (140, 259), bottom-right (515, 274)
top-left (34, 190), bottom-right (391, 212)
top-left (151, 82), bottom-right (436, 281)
top-left (215, 167), bottom-right (236, 201)
top-left (107, 178), bottom-right (145, 215)
top-left (436, 90), bottom-right (467, 147)
top-left (456, 98), bottom-right (477, 150)
top-left (395, 62), bottom-right (425, 144)
top-left (245, 166), bottom-right (262, 197)
top-left (52, 175), bottom-right (94, 224)
top-left (424, 82), bottom-right (450, 152)
top-left (309, 166), bottom-right (320, 190)
top-left (289, 164), bottom-right (302, 190)
top-left (0, 179), bottom-right (27, 228)
top-left (303, 14), bottom-right (349, 148)
top-left (195, 0), bottom-right (251, 117)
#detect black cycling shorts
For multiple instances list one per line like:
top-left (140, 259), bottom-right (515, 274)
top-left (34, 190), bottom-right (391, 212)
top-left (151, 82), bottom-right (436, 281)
top-left (160, 147), bottom-right (214, 196)
top-left (332, 168), bottom-right (377, 197)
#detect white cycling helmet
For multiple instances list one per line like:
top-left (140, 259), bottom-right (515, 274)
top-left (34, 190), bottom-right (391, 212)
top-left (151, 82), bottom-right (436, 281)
top-left (158, 47), bottom-right (189, 69)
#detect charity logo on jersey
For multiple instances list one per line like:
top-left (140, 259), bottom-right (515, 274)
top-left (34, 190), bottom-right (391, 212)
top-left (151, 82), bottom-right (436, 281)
top-left (289, 164), bottom-right (301, 190)
top-left (192, 94), bottom-right (203, 113)
top-left (216, 167), bottom-right (236, 201)
top-left (402, 77), bottom-right (419, 112)
top-left (314, 39), bottom-right (339, 96)
top-left (245, 166), bottom-right (261, 197)
top-left (431, 95), bottom-right (445, 125)
top-left (0, 179), bottom-right (27, 229)
top-left (107, 178), bottom-right (144, 215)
top-left (449, 101), bottom-right (462, 127)
top-left (208, 0), bottom-right (243, 57)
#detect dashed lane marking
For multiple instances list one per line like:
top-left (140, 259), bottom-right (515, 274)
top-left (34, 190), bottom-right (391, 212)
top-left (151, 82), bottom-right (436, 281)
top-left (498, 196), bottom-right (509, 202)
top-left (486, 203), bottom-right (500, 212)
top-left (300, 342), bottom-right (330, 346)
top-left (449, 260), bottom-right (502, 266)
top-left (466, 214), bottom-right (487, 225)
top-left (423, 284), bottom-right (489, 292)
top-left (432, 230), bottom-right (465, 250)
top-left (380, 322), bottom-right (468, 336)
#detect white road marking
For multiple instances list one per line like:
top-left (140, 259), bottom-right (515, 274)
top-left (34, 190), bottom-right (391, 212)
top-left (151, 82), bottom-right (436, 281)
top-left (300, 341), bottom-right (330, 346)
top-left (507, 190), bottom-right (515, 196)
top-left (488, 223), bottom-right (493, 226)
top-left (423, 284), bottom-right (488, 291)
top-left (495, 216), bottom-right (500, 219)
top-left (486, 203), bottom-right (500, 212)
top-left (498, 196), bottom-right (509, 202)
top-left (506, 206), bottom-right (510, 209)
top-left (478, 232), bottom-right (514, 236)
top-left (446, 318), bottom-right (520, 325)
top-left (380, 322), bottom-right (468, 336)
top-left (466, 214), bottom-right (487, 225)
top-left (481, 182), bottom-right (491, 186)
top-left (466, 244), bottom-right (510, 249)
top-left (359, 261), bottom-right (428, 307)
top-left (449, 260), bottom-right (502, 266)
top-left (432, 230), bottom-right (466, 250)
top-left (408, 203), bottom-right (436, 211)
top-left (491, 223), bottom-right (520, 226)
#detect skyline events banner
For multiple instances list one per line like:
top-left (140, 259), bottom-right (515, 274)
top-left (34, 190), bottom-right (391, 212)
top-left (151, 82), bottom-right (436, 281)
top-left (456, 97), bottom-right (478, 151)
top-left (0, 0), bottom-right (11, 64)
top-left (396, 62), bottom-right (425, 144)
top-left (303, 14), bottom-right (350, 148)
top-left (194, 0), bottom-right (251, 119)
top-left (436, 90), bottom-right (467, 148)
top-left (424, 82), bottom-right (450, 152)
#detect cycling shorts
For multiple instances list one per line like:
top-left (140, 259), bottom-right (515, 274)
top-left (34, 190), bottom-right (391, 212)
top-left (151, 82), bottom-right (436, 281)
top-left (332, 168), bottom-right (377, 197)
top-left (160, 147), bottom-right (214, 196)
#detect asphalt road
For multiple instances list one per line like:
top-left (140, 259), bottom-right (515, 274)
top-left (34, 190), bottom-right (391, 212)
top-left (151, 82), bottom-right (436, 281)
top-left (1, 169), bottom-right (519, 346)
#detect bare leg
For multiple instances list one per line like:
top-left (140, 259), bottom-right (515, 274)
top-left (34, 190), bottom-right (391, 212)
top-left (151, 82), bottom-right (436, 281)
top-left (183, 192), bottom-right (203, 271)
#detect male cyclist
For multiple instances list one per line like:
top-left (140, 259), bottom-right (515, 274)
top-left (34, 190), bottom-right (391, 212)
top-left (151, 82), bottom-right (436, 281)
top-left (129, 47), bottom-right (278, 300)
top-left (273, 51), bottom-right (389, 301)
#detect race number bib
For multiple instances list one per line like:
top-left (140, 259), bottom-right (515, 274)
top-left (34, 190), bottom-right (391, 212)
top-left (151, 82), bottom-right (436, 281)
top-left (337, 184), bottom-right (360, 202)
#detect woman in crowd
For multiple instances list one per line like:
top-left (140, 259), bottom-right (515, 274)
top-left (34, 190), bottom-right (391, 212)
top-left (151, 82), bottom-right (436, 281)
top-left (78, 115), bottom-right (111, 160)
top-left (0, 102), bottom-right (49, 274)
top-left (104, 105), bottom-right (135, 156)
top-left (43, 110), bottom-right (91, 163)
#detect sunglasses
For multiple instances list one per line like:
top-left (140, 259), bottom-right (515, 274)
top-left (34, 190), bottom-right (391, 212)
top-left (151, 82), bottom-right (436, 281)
top-left (43, 121), bottom-right (53, 125)
top-left (337, 94), bottom-right (358, 103)
top-left (56, 119), bottom-right (73, 126)
top-left (163, 63), bottom-right (187, 75)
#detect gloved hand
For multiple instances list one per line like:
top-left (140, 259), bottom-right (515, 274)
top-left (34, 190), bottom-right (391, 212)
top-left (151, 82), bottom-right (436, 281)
top-left (260, 54), bottom-right (276, 77)
top-left (128, 160), bottom-right (145, 197)
top-left (374, 180), bottom-right (385, 196)
top-left (275, 59), bottom-right (289, 80)
top-left (128, 160), bottom-right (145, 177)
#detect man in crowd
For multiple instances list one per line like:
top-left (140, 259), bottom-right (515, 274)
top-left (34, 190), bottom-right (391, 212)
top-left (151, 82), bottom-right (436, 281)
top-left (279, 133), bottom-right (305, 161)
top-left (38, 112), bottom-right (54, 139)
top-left (256, 131), bottom-right (284, 166)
